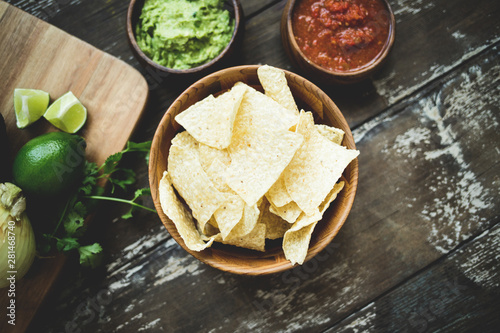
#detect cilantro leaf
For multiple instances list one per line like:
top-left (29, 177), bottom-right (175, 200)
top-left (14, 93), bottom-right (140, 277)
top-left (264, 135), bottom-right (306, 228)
top-left (124, 141), bottom-right (152, 153)
top-left (56, 237), bottom-right (80, 252)
top-left (84, 160), bottom-right (99, 178)
top-left (78, 243), bottom-right (103, 268)
top-left (63, 201), bottom-right (87, 236)
top-left (99, 141), bottom-right (151, 178)
top-left (121, 187), bottom-right (152, 219)
top-left (79, 161), bottom-right (99, 195)
top-left (100, 151), bottom-right (122, 177)
top-left (108, 168), bottom-right (136, 193)
top-left (121, 208), bottom-right (135, 220)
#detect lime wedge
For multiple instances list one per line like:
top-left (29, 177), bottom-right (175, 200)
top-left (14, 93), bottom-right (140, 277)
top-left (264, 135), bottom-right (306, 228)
top-left (44, 91), bottom-right (87, 133)
top-left (14, 88), bottom-right (50, 128)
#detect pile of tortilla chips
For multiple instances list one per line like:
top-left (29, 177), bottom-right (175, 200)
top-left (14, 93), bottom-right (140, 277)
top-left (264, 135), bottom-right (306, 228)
top-left (159, 65), bottom-right (359, 265)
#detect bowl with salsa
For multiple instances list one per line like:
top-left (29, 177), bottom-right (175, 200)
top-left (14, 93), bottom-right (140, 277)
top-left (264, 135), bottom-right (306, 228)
top-left (127, 0), bottom-right (244, 79)
top-left (281, 0), bottom-right (395, 84)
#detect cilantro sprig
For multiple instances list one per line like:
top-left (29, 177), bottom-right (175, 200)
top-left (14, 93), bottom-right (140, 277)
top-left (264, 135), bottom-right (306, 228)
top-left (41, 141), bottom-right (153, 267)
top-left (96, 141), bottom-right (152, 193)
top-left (86, 188), bottom-right (155, 220)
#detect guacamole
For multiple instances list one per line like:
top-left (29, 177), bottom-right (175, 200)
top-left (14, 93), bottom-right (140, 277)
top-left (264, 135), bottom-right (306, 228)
top-left (136, 0), bottom-right (235, 70)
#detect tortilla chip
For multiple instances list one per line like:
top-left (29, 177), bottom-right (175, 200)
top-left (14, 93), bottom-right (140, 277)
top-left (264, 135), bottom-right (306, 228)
top-left (227, 84), bottom-right (300, 206)
top-left (288, 181), bottom-right (345, 234)
top-left (207, 217), bottom-right (218, 228)
top-left (283, 222), bottom-right (317, 265)
top-left (214, 193), bottom-right (246, 240)
top-left (168, 145), bottom-right (228, 228)
top-left (257, 65), bottom-right (299, 115)
top-left (205, 158), bottom-right (232, 193)
top-left (214, 222), bottom-right (267, 252)
top-left (269, 201), bottom-right (303, 224)
top-left (284, 111), bottom-right (359, 215)
top-left (260, 198), bottom-right (292, 240)
top-left (321, 181), bottom-right (345, 212)
top-left (171, 131), bottom-right (199, 150)
top-left (227, 201), bottom-right (261, 239)
top-left (282, 208), bottom-right (321, 265)
top-left (175, 84), bottom-right (244, 149)
top-left (226, 126), bottom-right (303, 206)
top-left (158, 172), bottom-right (214, 251)
top-left (266, 174), bottom-right (292, 208)
top-left (315, 124), bottom-right (345, 145)
top-left (198, 143), bottom-right (231, 171)
top-left (282, 181), bottom-right (345, 265)
top-left (233, 82), bottom-right (299, 131)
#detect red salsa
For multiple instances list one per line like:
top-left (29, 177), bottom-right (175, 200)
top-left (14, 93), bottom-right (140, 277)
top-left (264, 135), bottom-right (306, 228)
top-left (292, 0), bottom-right (391, 72)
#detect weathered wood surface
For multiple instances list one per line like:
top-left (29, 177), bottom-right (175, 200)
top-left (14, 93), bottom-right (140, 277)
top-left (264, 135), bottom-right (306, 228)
top-left (2, 0), bottom-right (499, 332)
top-left (327, 223), bottom-right (500, 332)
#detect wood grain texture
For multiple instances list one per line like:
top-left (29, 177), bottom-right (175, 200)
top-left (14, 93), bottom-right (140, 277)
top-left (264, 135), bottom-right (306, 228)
top-left (149, 65), bottom-right (358, 275)
top-left (0, 2), bottom-right (148, 332)
top-left (326, 223), bottom-right (500, 332)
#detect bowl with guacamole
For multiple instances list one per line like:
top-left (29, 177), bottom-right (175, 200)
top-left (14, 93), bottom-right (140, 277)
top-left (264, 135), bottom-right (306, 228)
top-left (127, 0), bottom-right (243, 76)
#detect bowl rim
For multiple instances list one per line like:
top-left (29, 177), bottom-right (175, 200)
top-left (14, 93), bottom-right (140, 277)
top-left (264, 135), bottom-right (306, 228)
top-left (148, 65), bottom-right (359, 275)
top-left (284, 0), bottom-right (396, 78)
top-left (126, 0), bottom-right (243, 74)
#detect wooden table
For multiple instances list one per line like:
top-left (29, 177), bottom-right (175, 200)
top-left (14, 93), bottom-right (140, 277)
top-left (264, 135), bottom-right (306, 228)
top-left (5, 0), bottom-right (500, 332)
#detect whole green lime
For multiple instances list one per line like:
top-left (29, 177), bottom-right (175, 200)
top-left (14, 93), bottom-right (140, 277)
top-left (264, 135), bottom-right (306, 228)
top-left (13, 132), bottom-right (86, 197)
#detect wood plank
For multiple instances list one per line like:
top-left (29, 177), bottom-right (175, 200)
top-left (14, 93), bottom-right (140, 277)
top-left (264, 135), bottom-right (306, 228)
top-left (325, 223), bottom-right (500, 332)
top-left (26, 35), bottom-right (500, 333)
top-left (0, 2), bottom-right (148, 332)
top-left (240, 0), bottom-right (280, 18)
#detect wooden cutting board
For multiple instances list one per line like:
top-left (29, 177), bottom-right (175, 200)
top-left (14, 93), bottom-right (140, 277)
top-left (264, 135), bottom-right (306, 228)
top-left (0, 2), bottom-right (148, 332)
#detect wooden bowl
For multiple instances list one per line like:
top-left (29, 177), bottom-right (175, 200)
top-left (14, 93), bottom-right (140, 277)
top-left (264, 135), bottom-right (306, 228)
top-left (281, 0), bottom-right (396, 84)
top-left (149, 65), bottom-right (359, 275)
top-left (127, 0), bottom-right (244, 79)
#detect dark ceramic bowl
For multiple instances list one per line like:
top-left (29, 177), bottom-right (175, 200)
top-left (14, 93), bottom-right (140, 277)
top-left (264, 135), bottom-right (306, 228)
top-left (281, 0), bottom-right (396, 84)
top-left (127, 0), bottom-right (244, 79)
